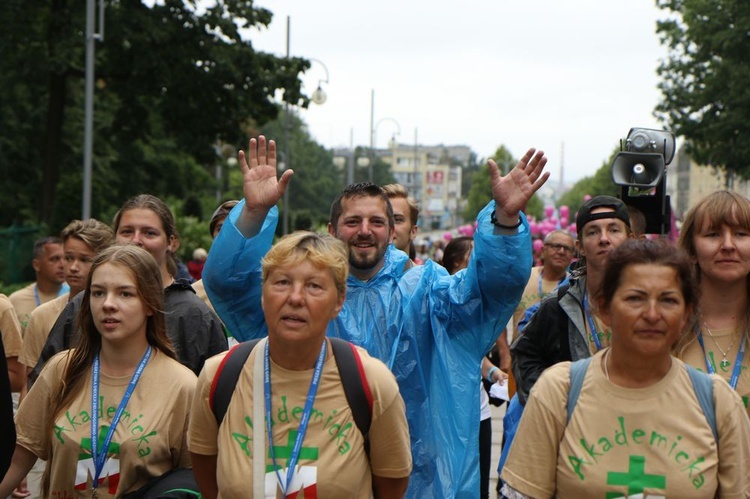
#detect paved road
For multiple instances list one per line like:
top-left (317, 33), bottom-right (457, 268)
top-left (489, 402), bottom-right (507, 497)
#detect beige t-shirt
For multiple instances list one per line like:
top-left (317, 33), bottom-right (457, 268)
top-left (16, 349), bottom-right (197, 498)
top-left (511, 266), bottom-right (563, 336)
top-left (188, 342), bottom-right (412, 498)
top-left (0, 294), bottom-right (23, 358)
top-left (190, 279), bottom-right (215, 313)
top-left (9, 283), bottom-right (61, 330)
top-left (502, 351), bottom-right (750, 498)
top-left (679, 328), bottom-right (750, 418)
top-left (19, 293), bottom-right (69, 368)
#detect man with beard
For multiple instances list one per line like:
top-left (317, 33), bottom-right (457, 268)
top-left (203, 135), bottom-right (549, 498)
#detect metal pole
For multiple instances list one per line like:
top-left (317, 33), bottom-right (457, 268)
top-left (82, 0), bottom-right (96, 220)
top-left (368, 89), bottom-right (374, 182)
top-left (413, 128), bottom-right (419, 207)
top-left (347, 128), bottom-right (354, 187)
top-left (283, 16), bottom-right (291, 235)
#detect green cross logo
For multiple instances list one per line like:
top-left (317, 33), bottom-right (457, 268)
top-left (266, 430), bottom-right (320, 473)
top-left (606, 455), bottom-right (666, 498)
top-left (79, 425), bottom-right (120, 460)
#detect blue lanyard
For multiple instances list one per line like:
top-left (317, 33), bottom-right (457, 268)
top-left (538, 270), bottom-right (566, 299)
top-left (696, 326), bottom-right (746, 390)
top-left (265, 340), bottom-right (326, 496)
top-left (582, 293), bottom-right (603, 352)
top-left (90, 346), bottom-right (152, 490)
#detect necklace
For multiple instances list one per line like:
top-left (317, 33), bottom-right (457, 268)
top-left (703, 323), bottom-right (737, 369)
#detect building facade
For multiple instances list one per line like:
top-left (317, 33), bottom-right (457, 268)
top-left (379, 144), bottom-right (469, 230)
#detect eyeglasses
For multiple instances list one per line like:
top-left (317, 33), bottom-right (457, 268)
top-left (544, 242), bottom-right (575, 254)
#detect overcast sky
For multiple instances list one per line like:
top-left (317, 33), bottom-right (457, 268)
top-left (247, 0), bottom-right (672, 184)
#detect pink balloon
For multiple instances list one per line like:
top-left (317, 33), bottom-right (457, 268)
top-left (560, 216), bottom-right (568, 227)
top-left (544, 205), bottom-right (555, 218)
top-left (583, 194), bottom-right (592, 202)
top-left (464, 225), bottom-right (475, 237)
top-left (443, 232), bottom-right (453, 241)
top-left (559, 205), bottom-right (570, 217)
top-left (533, 239), bottom-right (544, 253)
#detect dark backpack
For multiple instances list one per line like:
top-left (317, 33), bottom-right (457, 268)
top-left (209, 337), bottom-right (374, 453)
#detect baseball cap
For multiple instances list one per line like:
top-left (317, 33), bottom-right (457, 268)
top-left (575, 196), bottom-right (630, 234)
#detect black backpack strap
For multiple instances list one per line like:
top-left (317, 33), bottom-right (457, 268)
top-left (329, 338), bottom-right (373, 452)
top-left (210, 339), bottom-right (261, 425)
top-left (557, 283), bottom-right (573, 361)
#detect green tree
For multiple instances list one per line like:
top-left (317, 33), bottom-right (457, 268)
top-left (557, 152), bottom-right (620, 215)
top-left (463, 146), bottom-right (543, 221)
top-left (0, 1), bottom-right (308, 231)
top-left (655, 0), bottom-right (750, 180)
top-left (258, 109), bottom-right (343, 232)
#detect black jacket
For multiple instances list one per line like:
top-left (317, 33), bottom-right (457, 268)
top-left (510, 276), bottom-right (591, 405)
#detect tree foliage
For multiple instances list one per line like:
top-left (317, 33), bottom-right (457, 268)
top-left (0, 0), bottom-right (308, 232)
top-left (463, 146), bottom-right (543, 221)
top-left (258, 109), bottom-right (345, 232)
top-left (655, 0), bottom-right (750, 178)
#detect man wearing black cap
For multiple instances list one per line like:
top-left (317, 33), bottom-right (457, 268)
top-left (510, 195), bottom-right (633, 405)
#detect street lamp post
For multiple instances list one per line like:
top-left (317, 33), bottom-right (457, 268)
top-left (282, 16), bottom-right (329, 235)
top-left (82, 0), bottom-right (104, 220)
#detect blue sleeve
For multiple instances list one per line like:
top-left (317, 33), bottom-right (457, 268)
top-left (429, 201), bottom-right (533, 356)
top-left (203, 200), bottom-right (276, 342)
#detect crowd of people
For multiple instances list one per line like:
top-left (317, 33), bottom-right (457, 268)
top-left (0, 132), bottom-right (748, 498)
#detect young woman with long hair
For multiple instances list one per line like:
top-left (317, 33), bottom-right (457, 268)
top-left (0, 245), bottom-right (197, 497)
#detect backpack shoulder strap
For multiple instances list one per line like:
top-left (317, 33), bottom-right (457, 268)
top-left (567, 357), bottom-right (592, 423)
top-left (557, 284), bottom-right (573, 360)
top-left (685, 364), bottom-right (718, 442)
top-left (209, 337), bottom-right (375, 450)
top-left (329, 338), bottom-right (373, 442)
top-left (210, 339), bottom-right (261, 425)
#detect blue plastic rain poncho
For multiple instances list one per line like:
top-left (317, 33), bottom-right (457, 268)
top-left (203, 200), bottom-right (532, 498)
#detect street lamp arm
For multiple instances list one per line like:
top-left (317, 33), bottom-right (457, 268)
top-left (307, 58), bottom-right (330, 83)
top-left (307, 58), bottom-right (330, 105)
top-left (375, 117), bottom-right (401, 136)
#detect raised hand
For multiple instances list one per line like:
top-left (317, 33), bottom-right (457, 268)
top-left (488, 148), bottom-right (549, 225)
top-left (234, 135), bottom-right (294, 238)
top-left (240, 135), bottom-right (294, 211)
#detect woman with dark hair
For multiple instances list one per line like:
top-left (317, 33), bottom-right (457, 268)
top-left (676, 190), bottom-right (750, 418)
top-left (502, 239), bottom-right (750, 498)
top-left (0, 246), bottom-right (196, 497)
top-left (441, 236), bottom-right (474, 275)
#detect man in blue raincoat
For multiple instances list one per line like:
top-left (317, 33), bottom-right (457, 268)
top-left (203, 136), bottom-right (549, 498)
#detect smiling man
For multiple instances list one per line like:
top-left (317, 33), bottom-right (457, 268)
top-left (511, 195), bottom-right (633, 405)
top-left (203, 135), bottom-right (549, 498)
